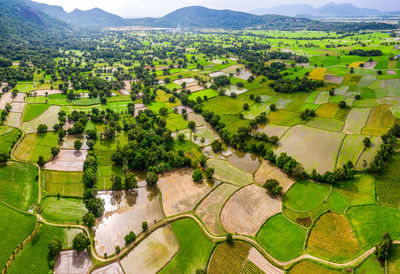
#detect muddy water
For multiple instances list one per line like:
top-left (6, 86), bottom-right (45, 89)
top-left (227, 150), bottom-right (261, 173)
top-left (94, 187), bottom-right (163, 255)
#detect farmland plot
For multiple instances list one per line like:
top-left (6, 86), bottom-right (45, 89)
top-left (44, 149), bottom-right (88, 172)
top-left (254, 160), bottom-right (295, 193)
top-left (206, 159), bottom-right (253, 186)
top-left (343, 108), bottom-right (371, 134)
top-left (21, 106), bottom-right (61, 133)
top-left (336, 135), bottom-right (367, 168)
top-left (208, 241), bottom-right (251, 274)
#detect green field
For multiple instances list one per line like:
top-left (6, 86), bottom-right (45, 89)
top-left (42, 197), bottom-right (87, 224)
top-left (283, 181), bottom-right (330, 212)
top-left (22, 104), bottom-right (50, 122)
top-left (206, 159), bottom-right (253, 186)
top-left (257, 214), bottom-right (307, 261)
top-left (42, 170), bottom-right (84, 197)
top-left (14, 133), bottom-right (59, 162)
top-left (375, 152), bottom-right (400, 209)
top-left (0, 128), bottom-right (21, 155)
top-left (333, 175), bottom-right (375, 206)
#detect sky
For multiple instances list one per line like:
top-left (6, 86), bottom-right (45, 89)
top-left (33, 0), bottom-right (400, 18)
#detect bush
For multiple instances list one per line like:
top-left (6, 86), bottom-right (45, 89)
top-left (82, 212), bottom-right (96, 228)
top-left (205, 167), bottom-right (215, 179)
top-left (37, 124), bottom-right (48, 133)
top-left (111, 175), bottom-right (123, 190)
top-left (74, 140), bottom-right (83, 150)
top-left (192, 168), bottom-right (203, 182)
top-left (146, 171), bottom-right (158, 186)
top-left (37, 156), bottom-right (46, 167)
top-left (72, 233), bottom-right (90, 252)
top-left (263, 179), bottom-right (283, 196)
top-left (48, 237), bottom-right (62, 259)
top-left (124, 231), bottom-right (136, 245)
top-left (125, 173), bottom-right (138, 189)
top-left (142, 221), bottom-right (148, 231)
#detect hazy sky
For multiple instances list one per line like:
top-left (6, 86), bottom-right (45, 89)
top-left (34, 0), bottom-right (399, 18)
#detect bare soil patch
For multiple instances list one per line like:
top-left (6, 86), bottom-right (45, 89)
top-left (172, 105), bottom-right (193, 114)
top-left (10, 102), bottom-right (25, 113)
top-left (21, 105), bottom-right (61, 133)
top-left (387, 70), bottom-right (396, 75)
top-left (363, 61), bottom-right (377, 69)
top-left (173, 78), bottom-right (197, 86)
top-left (324, 75), bottom-right (344, 84)
top-left (157, 168), bottom-right (214, 216)
top-left (234, 69), bottom-right (253, 80)
top-left (0, 92), bottom-right (13, 110)
top-left (227, 150), bottom-right (261, 173)
top-left (247, 247), bottom-right (284, 274)
top-left (257, 124), bottom-right (289, 138)
top-left (209, 71), bottom-right (228, 77)
top-left (120, 226), bottom-right (179, 274)
top-left (254, 160), bottom-right (295, 193)
top-left (54, 250), bottom-right (92, 274)
top-left (5, 112), bottom-right (22, 127)
top-left (94, 189), bottom-right (163, 255)
top-left (44, 149), bottom-right (88, 172)
top-left (32, 90), bottom-right (62, 96)
top-left (92, 262), bottom-right (124, 274)
top-left (221, 184), bottom-right (281, 236)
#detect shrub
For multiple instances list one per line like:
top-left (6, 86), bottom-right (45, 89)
top-left (192, 168), bottom-right (203, 182)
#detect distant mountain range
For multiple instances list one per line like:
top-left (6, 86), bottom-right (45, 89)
top-left (1, 0), bottom-right (397, 39)
top-left (250, 2), bottom-right (400, 17)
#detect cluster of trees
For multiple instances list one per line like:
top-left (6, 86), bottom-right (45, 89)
top-left (348, 49), bottom-right (382, 56)
top-left (82, 152), bottom-right (104, 218)
top-left (263, 179), bottom-right (283, 196)
top-left (269, 77), bottom-right (324, 94)
top-left (0, 102), bottom-right (11, 123)
top-left (265, 150), bottom-right (306, 178)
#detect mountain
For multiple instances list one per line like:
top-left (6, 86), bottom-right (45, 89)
top-left (0, 0), bottom-right (68, 42)
top-left (23, 0), bottom-right (125, 28)
top-left (252, 2), bottom-right (400, 17)
top-left (250, 4), bottom-right (315, 17)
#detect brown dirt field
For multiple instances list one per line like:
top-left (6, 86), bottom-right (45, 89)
top-left (363, 61), bottom-right (377, 69)
top-left (184, 84), bottom-right (204, 93)
top-left (61, 135), bottom-right (88, 150)
top-left (95, 189), bottom-right (163, 255)
top-left (234, 69), bottom-right (253, 80)
top-left (54, 250), bottom-right (92, 274)
top-left (0, 92), bottom-right (13, 110)
top-left (44, 149), bottom-right (88, 172)
top-left (387, 70), bottom-right (396, 75)
top-left (247, 247), bottom-right (284, 274)
top-left (296, 63), bottom-right (310, 67)
top-left (5, 112), bottom-right (22, 127)
top-left (173, 78), bottom-right (197, 86)
top-left (254, 160), bottom-right (295, 193)
top-left (257, 124), bottom-right (290, 138)
top-left (92, 262), bottom-right (124, 274)
top-left (209, 71), bottom-right (228, 77)
top-left (10, 102), bottom-right (26, 113)
top-left (195, 183), bottom-right (240, 235)
top-left (120, 226), bottom-right (179, 274)
top-left (188, 112), bottom-right (208, 126)
top-left (13, 93), bottom-right (26, 102)
top-left (172, 105), bottom-right (193, 114)
top-left (157, 168), bottom-right (214, 216)
top-left (32, 90), bottom-right (62, 96)
top-left (324, 75), bottom-right (344, 84)
top-left (306, 213), bottom-right (361, 261)
top-left (221, 184), bottom-right (281, 236)
top-left (227, 151), bottom-right (261, 173)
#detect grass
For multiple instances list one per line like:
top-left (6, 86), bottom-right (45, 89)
top-left (283, 180), bottom-right (330, 212)
top-left (14, 82), bottom-right (35, 93)
top-left (306, 212), bottom-right (360, 262)
top-left (347, 204), bottom-right (400, 248)
top-left (165, 113), bottom-right (188, 132)
top-left (355, 253), bottom-right (384, 274)
top-left (336, 135), bottom-right (367, 169)
top-left (289, 260), bottom-right (343, 274)
top-left (333, 175), bottom-right (375, 206)
top-left (207, 241), bottom-right (251, 273)
top-left (0, 128), bottom-right (21, 155)
top-left (159, 218), bottom-right (213, 273)
top-left (220, 114), bottom-right (251, 133)
top-left (8, 224), bottom-right (82, 274)
top-left (256, 214), bottom-right (306, 261)
top-left (388, 245), bottom-right (400, 274)
top-left (14, 132), bottom-right (59, 162)
top-left (0, 204), bottom-right (37, 268)
top-left (266, 110), bottom-right (301, 126)
top-left (206, 159), bottom-right (253, 186)
top-left (188, 89), bottom-right (219, 100)
top-left (42, 197), bottom-right (87, 224)
top-left (0, 162), bottom-right (38, 211)
top-left (326, 191), bottom-right (349, 213)
top-left (42, 170), bottom-right (84, 197)
top-left (202, 95), bottom-right (247, 116)
top-left (361, 104), bottom-right (395, 136)
top-left (22, 104), bottom-right (50, 122)
top-left (375, 152), bottom-right (400, 209)
top-left (315, 103), bottom-right (338, 118)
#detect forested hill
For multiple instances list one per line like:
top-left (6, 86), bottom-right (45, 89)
top-left (0, 0), bottom-right (69, 42)
top-left (127, 6), bottom-right (397, 31)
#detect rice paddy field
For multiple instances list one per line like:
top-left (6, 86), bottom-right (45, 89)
top-left (4, 28), bottom-right (400, 274)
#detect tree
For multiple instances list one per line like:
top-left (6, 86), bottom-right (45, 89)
top-left (72, 233), bottom-right (90, 252)
top-left (243, 103), bottom-right (249, 111)
top-left (111, 175), bottom-right (123, 190)
top-left (37, 156), bottom-right (46, 167)
top-left (338, 101), bottom-right (347, 109)
top-left (146, 171), bottom-right (158, 186)
top-left (205, 167), bottom-right (215, 179)
top-left (82, 212), bottom-right (96, 228)
top-left (0, 152), bottom-right (9, 163)
top-left (211, 140), bottom-right (222, 153)
top-left (263, 179), bottom-right (283, 196)
top-left (188, 121), bottom-right (196, 130)
top-left (86, 140), bottom-right (95, 150)
top-left (142, 221), bottom-right (148, 231)
top-left (51, 147), bottom-right (60, 158)
top-left (192, 169), bottom-right (203, 182)
top-left (48, 237), bottom-right (62, 259)
top-left (124, 231), bottom-right (136, 245)
top-left (74, 140), bottom-right (83, 150)
top-left (376, 232), bottom-right (393, 260)
top-left (37, 124), bottom-right (48, 133)
top-left (125, 173), bottom-right (138, 189)
top-left (363, 137), bottom-right (371, 148)
top-left (270, 104), bottom-right (277, 111)
top-left (226, 233), bottom-right (233, 245)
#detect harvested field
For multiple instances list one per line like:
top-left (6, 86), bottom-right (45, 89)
top-left (387, 79), bottom-right (400, 97)
top-left (10, 102), bottom-right (25, 113)
top-left (206, 159), bottom-right (253, 186)
top-left (257, 213), bottom-right (307, 261)
top-left (54, 250), bottom-right (92, 274)
top-left (356, 136), bottom-right (382, 169)
top-left (234, 69), bottom-right (252, 80)
top-left (191, 125), bottom-right (220, 146)
top-left (120, 226), bottom-right (179, 274)
top-left (387, 70), bottom-right (396, 75)
top-left (227, 150), bottom-right (260, 173)
top-left (42, 170), bottom-right (84, 197)
top-left (314, 91), bottom-right (330, 104)
top-left (61, 135), bottom-right (88, 150)
top-left (173, 78), bottom-right (197, 85)
top-left (254, 160), bottom-right (295, 193)
top-left (324, 75), bottom-right (344, 84)
top-left (358, 75), bottom-right (376, 87)
top-left (92, 262), bottom-right (124, 274)
top-left (289, 260), bottom-right (342, 274)
top-left (309, 68), bottom-right (326, 81)
top-left (44, 149), bottom-right (87, 172)
top-left (6, 112), bottom-right (22, 127)
top-left (32, 89), bottom-right (62, 96)
top-left (223, 85), bottom-right (247, 96)
top-left (95, 189), bottom-right (163, 255)
top-left (188, 112), bottom-right (208, 126)
top-left (222, 64), bottom-right (244, 74)
top-left (276, 125), bottom-right (345, 173)
top-left (208, 241), bottom-right (251, 274)
top-left (247, 247), bottom-right (284, 274)
top-left (315, 102), bottom-right (338, 118)
top-left (209, 71), bottom-right (227, 77)
top-left (0, 92), bottom-right (13, 110)
top-left (306, 213), bottom-right (361, 261)
top-left (195, 183), bottom-right (239, 235)
top-left (21, 106), bottom-right (61, 133)
top-left (257, 124), bottom-right (289, 138)
top-left (343, 108), bottom-right (371, 134)
top-left (336, 135), bottom-right (367, 168)
top-left (334, 86), bottom-right (349, 95)
top-left (361, 104), bottom-right (395, 136)
top-left (363, 61), bottom-right (377, 69)
top-left (157, 168), bottom-right (213, 216)
top-left (221, 184), bottom-right (281, 236)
